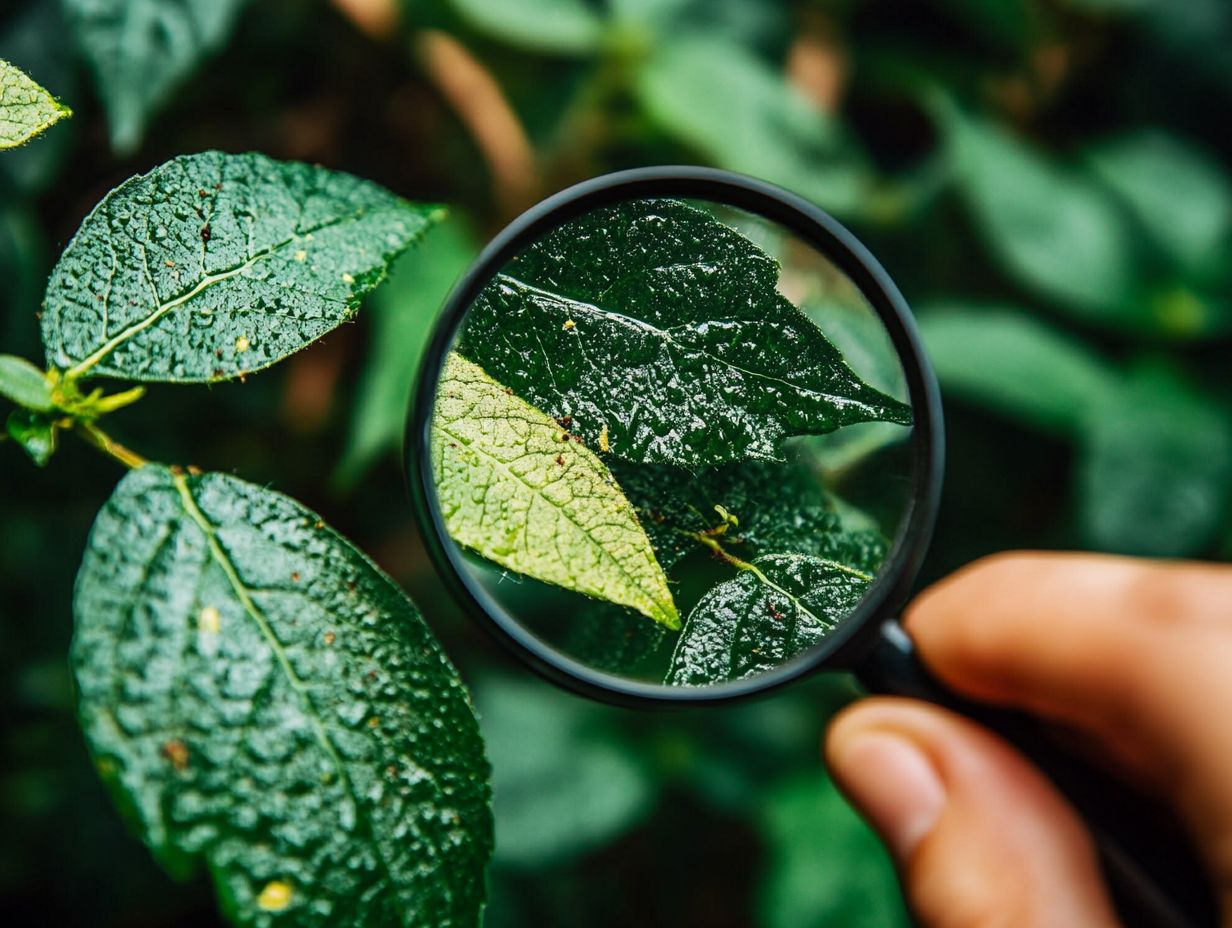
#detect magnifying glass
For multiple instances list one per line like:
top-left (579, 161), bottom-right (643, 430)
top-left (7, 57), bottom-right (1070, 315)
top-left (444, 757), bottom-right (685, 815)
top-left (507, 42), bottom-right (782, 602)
top-left (405, 167), bottom-right (1214, 928)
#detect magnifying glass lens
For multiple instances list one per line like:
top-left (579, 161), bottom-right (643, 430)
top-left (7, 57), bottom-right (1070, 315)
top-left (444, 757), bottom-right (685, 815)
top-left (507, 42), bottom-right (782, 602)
top-left (426, 196), bottom-right (917, 689)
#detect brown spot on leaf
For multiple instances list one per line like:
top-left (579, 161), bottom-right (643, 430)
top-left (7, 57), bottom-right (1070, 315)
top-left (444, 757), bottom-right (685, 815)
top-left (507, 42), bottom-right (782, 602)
top-left (323, 631), bottom-right (336, 646)
top-left (161, 739), bottom-right (189, 770)
top-left (200, 223), bottom-right (211, 243)
top-left (290, 571), bottom-right (301, 582)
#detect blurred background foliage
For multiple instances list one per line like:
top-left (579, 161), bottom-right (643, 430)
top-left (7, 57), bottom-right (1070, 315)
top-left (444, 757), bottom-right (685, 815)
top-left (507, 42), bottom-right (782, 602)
top-left (2, 0), bottom-right (1230, 924)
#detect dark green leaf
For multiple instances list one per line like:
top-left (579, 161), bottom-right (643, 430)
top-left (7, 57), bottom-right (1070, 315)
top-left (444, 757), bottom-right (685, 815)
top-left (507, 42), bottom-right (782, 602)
top-left (666, 553), bottom-right (872, 686)
top-left (41, 151), bottom-right (441, 384)
top-left (449, 0), bottom-right (603, 54)
top-left (1087, 129), bottom-right (1232, 286)
top-left (0, 354), bottom-right (53, 411)
top-left (940, 103), bottom-right (1141, 325)
top-left (432, 353), bottom-right (679, 628)
top-left (557, 602), bottom-right (671, 676)
top-left (612, 456), bottom-right (888, 574)
top-left (337, 216), bottom-right (478, 488)
top-left (6, 408), bottom-right (56, 465)
top-left (63, 0), bottom-right (248, 153)
top-left (72, 465), bottom-right (492, 927)
top-left (757, 774), bottom-right (910, 928)
top-left (1078, 364), bottom-right (1232, 557)
top-left (476, 676), bottom-right (655, 867)
top-left (918, 304), bottom-right (1120, 435)
top-left (459, 198), bottom-right (910, 471)
top-left (636, 37), bottom-right (873, 216)
top-left (0, 57), bottom-right (70, 149)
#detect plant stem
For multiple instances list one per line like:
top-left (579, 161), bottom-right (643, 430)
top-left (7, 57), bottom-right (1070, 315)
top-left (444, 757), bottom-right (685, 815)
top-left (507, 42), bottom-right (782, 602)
top-left (75, 421), bottom-right (148, 469)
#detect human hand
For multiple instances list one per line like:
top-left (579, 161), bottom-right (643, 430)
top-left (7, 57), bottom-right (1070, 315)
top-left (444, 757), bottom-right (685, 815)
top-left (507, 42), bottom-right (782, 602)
top-left (825, 552), bottom-right (1232, 927)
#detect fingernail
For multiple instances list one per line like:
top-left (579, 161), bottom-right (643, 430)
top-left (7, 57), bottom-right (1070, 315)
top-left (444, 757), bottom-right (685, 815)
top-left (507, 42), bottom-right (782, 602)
top-left (832, 731), bottom-right (945, 861)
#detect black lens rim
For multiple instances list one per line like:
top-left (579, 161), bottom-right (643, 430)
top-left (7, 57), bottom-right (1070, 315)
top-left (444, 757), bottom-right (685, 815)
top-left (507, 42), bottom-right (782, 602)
top-left (405, 166), bottom-right (944, 707)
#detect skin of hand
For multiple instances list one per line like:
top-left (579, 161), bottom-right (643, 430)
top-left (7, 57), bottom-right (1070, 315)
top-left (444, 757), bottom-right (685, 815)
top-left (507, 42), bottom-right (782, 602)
top-left (824, 551), bottom-right (1232, 928)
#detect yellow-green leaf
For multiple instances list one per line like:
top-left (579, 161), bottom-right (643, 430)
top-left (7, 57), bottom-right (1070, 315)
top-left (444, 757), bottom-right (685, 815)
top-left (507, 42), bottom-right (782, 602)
top-left (432, 353), bottom-right (679, 629)
top-left (0, 58), bottom-right (70, 150)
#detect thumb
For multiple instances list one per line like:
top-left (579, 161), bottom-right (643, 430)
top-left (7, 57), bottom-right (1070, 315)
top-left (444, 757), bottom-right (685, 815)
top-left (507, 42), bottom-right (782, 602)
top-left (826, 698), bottom-right (1122, 928)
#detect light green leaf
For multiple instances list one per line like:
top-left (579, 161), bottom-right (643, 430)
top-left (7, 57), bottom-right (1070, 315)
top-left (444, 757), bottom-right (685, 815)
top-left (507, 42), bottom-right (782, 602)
top-left (41, 151), bottom-right (441, 384)
top-left (449, 0), bottom-right (603, 54)
top-left (636, 36), bottom-right (873, 216)
top-left (337, 216), bottom-right (478, 489)
top-left (63, 0), bottom-right (248, 153)
top-left (476, 676), bottom-right (654, 866)
top-left (0, 354), bottom-right (53, 411)
top-left (758, 774), bottom-right (910, 928)
top-left (0, 1), bottom-right (78, 194)
top-left (72, 465), bottom-right (492, 928)
top-left (667, 553), bottom-right (873, 686)
top-left (6, 408), bottom-right (56, 466)
top-left (918, 304), bottom-right (1120, 435)
top-left (940, 103), bottom-right (1141, 325)
top-left (1087, 129), bottom-right (1232, 285)
top-left (432, 352), bottom-right (679, 628)
top-left (458, 198), bottom-right (910, 471)
top-left (1078, 364), bottom-right (1232, 557)
top-left (0, 58), bottom-right (70, 150)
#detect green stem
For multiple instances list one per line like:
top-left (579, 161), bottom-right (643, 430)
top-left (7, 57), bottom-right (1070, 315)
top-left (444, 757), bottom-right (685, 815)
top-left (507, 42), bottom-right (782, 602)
top-left (75, 420), bottom-right (148, 469)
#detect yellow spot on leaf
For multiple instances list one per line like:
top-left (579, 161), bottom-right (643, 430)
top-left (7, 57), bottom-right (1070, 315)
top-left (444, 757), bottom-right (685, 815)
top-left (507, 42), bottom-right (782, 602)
top-left (341, 272), bottom-right (355, 284)
top-left (198, 606), bottom-right (221, 634)
top-left (257, 881), bottom-right (293, 912)
top-left (598, 423), bottom-right (610, 453)
top-left (235, 335), bottom-right (250, 354)
top-left (367, 716), bottom-right (381, 729)
top-left (563, 319), bottom-right (576, 331)
top-left (294, 249), bottom-right (307, 262)
top-left (323, 630), bottom-right (336, 646)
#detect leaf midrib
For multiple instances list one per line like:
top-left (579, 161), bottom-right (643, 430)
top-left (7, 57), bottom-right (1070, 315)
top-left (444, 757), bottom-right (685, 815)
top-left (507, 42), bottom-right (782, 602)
top-left (497, 273), bottom-right (882, 413)
top-left (171, 472), bottom-right (410, 923)
top-left (63, 207), bottom-right (379, 379)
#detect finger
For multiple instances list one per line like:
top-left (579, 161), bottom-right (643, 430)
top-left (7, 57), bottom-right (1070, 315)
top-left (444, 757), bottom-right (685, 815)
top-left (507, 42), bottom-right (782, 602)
top-left (827, 698), bottom-right (1121, 928)
top-left (904, 552), bottom-right (1232, 892)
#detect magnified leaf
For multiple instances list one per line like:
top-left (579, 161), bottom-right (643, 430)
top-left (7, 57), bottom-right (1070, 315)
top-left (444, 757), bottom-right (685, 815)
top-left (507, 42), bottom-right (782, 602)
top-left (63, 0), bottom-right (248, 153)
top-left (0, 58), bottom-right (70, 150)
top-left (72, 465), bottom-right (492, 928)
top-left (41, 151), bottom-right (441, 383)
top-left (666, 553), bottom-right (873, 686)
top-left (599, 457), bottom-right (886, 682)
top-left (459, 198), bottom-right (910, 471)
top-left (613, 456), bottom-right (888, 574)
top-left (432, 353), bottom-right (679, 628)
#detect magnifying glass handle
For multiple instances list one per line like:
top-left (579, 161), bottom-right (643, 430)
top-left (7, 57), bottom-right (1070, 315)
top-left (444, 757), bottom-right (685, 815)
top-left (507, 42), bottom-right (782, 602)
top-left (854, 620), bottom-right (1217, 928)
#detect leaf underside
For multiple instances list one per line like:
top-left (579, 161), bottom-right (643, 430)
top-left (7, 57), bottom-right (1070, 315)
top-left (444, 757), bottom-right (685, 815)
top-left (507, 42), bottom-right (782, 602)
top-left (72, 465), bottom-right (493, 928)
top-left (63, 0), bottom-right (248, 153)
top-left (41, 151), bottom-right (440, 383)
top-left (0, 58), bottom-right (70, 150)
top-left (432, 353), bottom-right (679, 628)
top-left (458, 198), bottom-right (910, 471)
